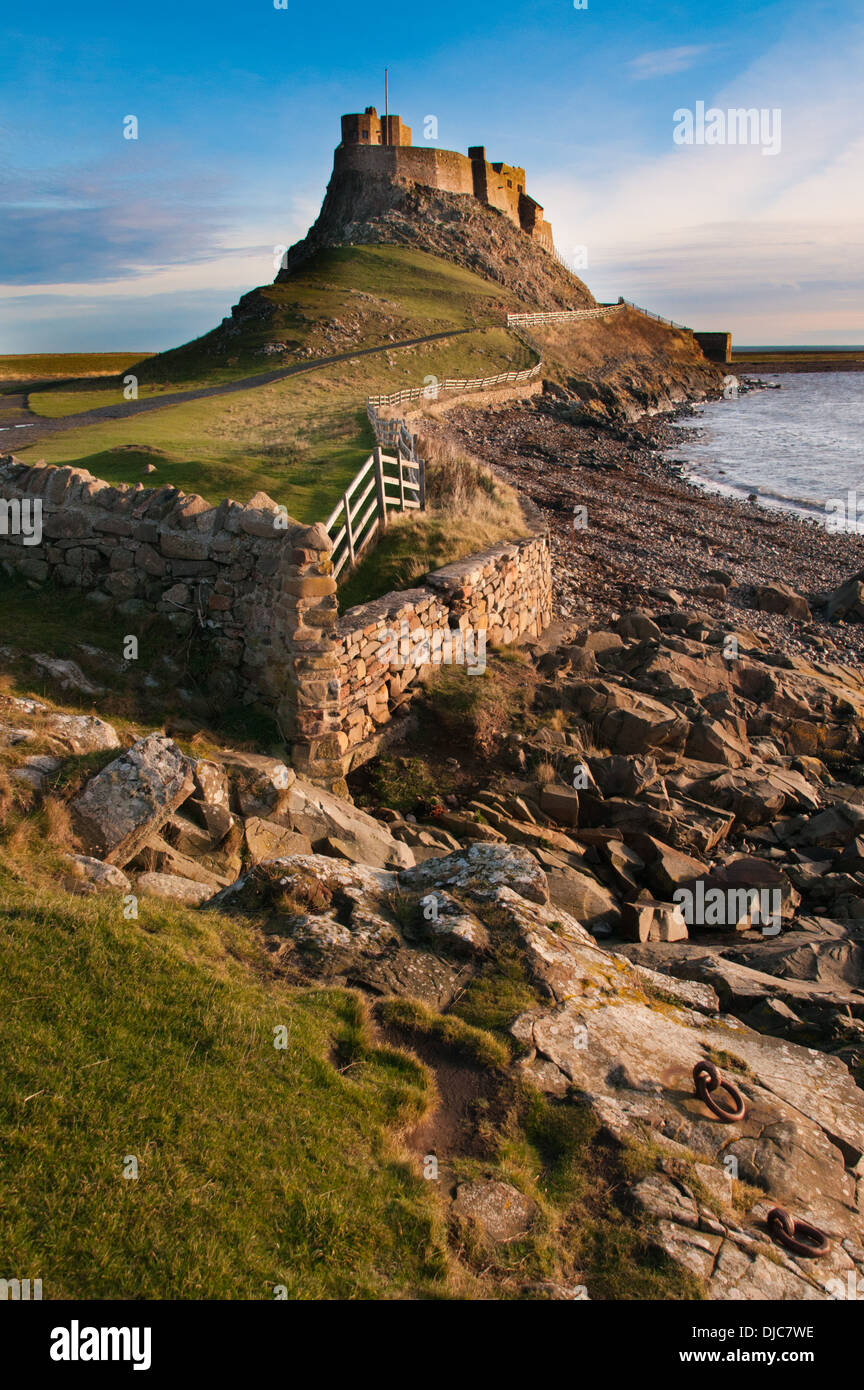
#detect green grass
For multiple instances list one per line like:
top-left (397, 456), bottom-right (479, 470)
top-left (0, 572), bottom-right (281, 751)
top-left (0, 869), bottom-right (455, 1299)
top-left (138, 245), bottom-right (524, 386)
top-left (15, 329), bottom-right (529, 519)
top-left (0, 353), bottom-right (154, 385)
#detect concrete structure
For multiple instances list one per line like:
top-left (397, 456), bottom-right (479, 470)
top-left (695, 331), bottom-right (732, 364)
top-left (337, 109), bottom-right (554, 250)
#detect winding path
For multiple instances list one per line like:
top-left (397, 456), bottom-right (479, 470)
top-left (0, 328), bottom-right (472, 444)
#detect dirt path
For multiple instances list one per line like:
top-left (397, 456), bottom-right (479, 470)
top-left (0, 328), bottom-right (472, 444)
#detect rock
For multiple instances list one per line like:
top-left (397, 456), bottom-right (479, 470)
top-left (600, 838), bottom-right (645, 893)
top-left (623, 899), bottom-right (689, 943)
top-left (219, 752), bottom-right (295, 819)
top-left (399, 842), bottom-right (549, 905)
top-left (410, 889), bottom-right (490, 957)
top-left (136, 872), bottom-right (213, 906)
top-left (571, 681), bottom-right (689, 756)
top-left (684, 716), bottom-right (750, 768)
top-left (244, 818), bottom-right (313, 863)
top-left (162, 811), bottom-right (217, 857)
top-left (282, 779), bottom-right (414, 869)
top-left (753, 582), bottom-right (811, 622)
top-left (0, 724), bottom-right (35, 746)
top-left (586, 754), bottom-right (659, 799)
top-left (626, 835), bottom-right (708, 896)
top-left (190, 759), bottom-right (235, 841)
top-left (71, 734), bottom-right (195, 865)
top-left (545, 867), bottom-right (621, 932)
top-left (42, 713), bottom-right (120, 755)
top-left (685, 765), bottom-right (820, 829)
top-left (64, 854), bottom-right (131, 893)
top-left (823, 571), bottom-right (864, 623)
top-left (451, 1180), bottom-right (537, 1243)
top-left (11, 754), bottom-right (63, 790)
top-left (539, 783), bottom-right (580, 827)
top-left (133, 834), bottom-right (232, 887)
top-left (210, 855), bottom-right (460, 1007)
top-left (615, 609), bottom-right (662, 643)
top-left (30, 654), bottom-right (105, 696)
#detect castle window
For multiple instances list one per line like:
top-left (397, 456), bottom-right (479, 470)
top-left (507, 179), bottom-right (512, 188)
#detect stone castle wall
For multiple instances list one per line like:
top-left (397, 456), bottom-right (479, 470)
top-left (333, 143), bottom-right (553, 248)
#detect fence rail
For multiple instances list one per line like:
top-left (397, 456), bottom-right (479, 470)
top-left (367, 360), bottom-right (542, 412)
top-left (324, 354), bottom-right (543, 583)
top-left (506, 306), bottom-right (623, 328)
top-left (614, 299), bottom-right (692, 332)
top-left (325, 446), bottom-right (424, 581)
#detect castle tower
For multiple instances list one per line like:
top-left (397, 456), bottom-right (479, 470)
top-left (340, 106), bottom-right (411, 148)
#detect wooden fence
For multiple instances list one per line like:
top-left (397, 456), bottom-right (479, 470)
top-left (367, 360), bottom-right (542, 412)
top-left (325, 447), bottom-right (425, 581)
top-left (324, 356), bottom-right (542, 583)
top-left (506, 306), bottom-right (623, 328)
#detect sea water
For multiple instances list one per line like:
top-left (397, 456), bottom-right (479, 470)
top-left (667, 371), bottom-right (864, 531)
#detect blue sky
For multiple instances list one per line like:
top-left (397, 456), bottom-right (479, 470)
top-left (2, 0), bottom-right (862, 350)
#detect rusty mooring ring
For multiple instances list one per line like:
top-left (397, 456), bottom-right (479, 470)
top-left (692, 1060), bottom-right (747, 1123)
top-left (767, 1206), bottom-right (832, 1259)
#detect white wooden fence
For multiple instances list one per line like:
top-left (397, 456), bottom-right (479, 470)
top-left (367, 360), bottom-right (542, 412)
top-left (325, 447), bottom-right (425, 581)
top-left (325, 356), bottom-right (542, 582)
top-left (506, 305), bottom-right (624, 328)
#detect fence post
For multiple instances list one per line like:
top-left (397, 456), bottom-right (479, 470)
top-left (374, 446), bottom-right (387, 532)
top-left (396, 447), bottom-right (406, 510)
top-left (419, 456), bottom-right (426, 512)
top-left (343, 492), bottom-right (355, 569)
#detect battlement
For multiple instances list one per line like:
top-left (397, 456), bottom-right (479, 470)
top-left (337, 109), bottom-right (553, 249)
top-left (340, 106), bottom-right (411, 148)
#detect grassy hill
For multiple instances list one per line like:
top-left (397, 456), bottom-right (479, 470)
top-left (14, 327), bottom-right (533, 521)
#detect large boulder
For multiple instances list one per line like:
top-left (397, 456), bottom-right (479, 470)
top-left (71, 735), bottom-right (195, 865)
top-left (399, 842), bottom-right (549, 905)
top-left (753, 582), bottom-right (811, 621)
top-left (210, 855), bottom-right (460, 1007)
top-left (278, 779), bottom-right (414, 869)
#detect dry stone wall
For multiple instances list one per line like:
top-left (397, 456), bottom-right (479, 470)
top-left (333, 513), bottom-right (552, 779)
top-left (0, 455), bottom-right (551, 788)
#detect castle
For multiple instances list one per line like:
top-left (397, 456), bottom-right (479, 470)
top-left (337, 107), bottom-right (554, 250)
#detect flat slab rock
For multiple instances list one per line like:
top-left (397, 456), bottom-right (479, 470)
top-left (71, 734), bottom-right (195, 865)
top-left (451, 1180), bottom-right (537, 1243)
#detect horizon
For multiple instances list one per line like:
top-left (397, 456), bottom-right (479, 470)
top-left (2, 0), bottom-right (862, 353)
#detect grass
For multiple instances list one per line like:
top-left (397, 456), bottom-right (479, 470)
top-left (338, 429), bottom-right (530, 608)
top-left (0, 866), bottom-right (458, 1299)
top-left (376, 996), bottom-right (511, 1070)
top-left (14, 330), bottom-right (530, 521)
top-left (0, 354), bottom-right (154, 385)
top-left (138, 245), bottom-right (525, 387)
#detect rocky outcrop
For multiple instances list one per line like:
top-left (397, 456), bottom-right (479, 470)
top-left (276, 174), bottom-right (591, 311)
top-left (71, 735), bottom-right (195, 865)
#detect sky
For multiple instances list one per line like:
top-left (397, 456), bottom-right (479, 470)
top-left (1, 0), bottom-right (862, 352)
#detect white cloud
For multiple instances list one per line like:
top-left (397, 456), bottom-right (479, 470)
top-left (628, 46), bottom-right (711, 80)
top-left (541, 22), bottom-right (864, 342)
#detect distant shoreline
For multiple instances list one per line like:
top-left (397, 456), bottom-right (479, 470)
top-left (730, 350), bottom-right (864, 374)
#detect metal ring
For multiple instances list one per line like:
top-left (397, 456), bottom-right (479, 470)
top-left (767, 1206), bottom-right (832, 1259)
top-left (693, 1060), bottom-right (747, 1123)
